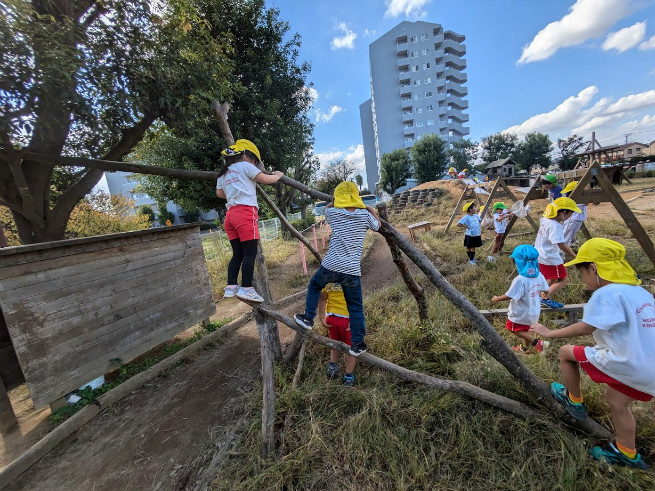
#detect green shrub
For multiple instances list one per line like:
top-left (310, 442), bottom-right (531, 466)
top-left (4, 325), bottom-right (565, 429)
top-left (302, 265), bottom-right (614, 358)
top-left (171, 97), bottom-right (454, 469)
top-left (290, 215), bottom-right (316, 232)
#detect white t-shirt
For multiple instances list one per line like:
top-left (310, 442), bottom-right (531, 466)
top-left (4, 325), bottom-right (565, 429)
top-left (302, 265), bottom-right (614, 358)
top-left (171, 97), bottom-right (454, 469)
top-left (582, 284), bottom-right (655, 396)
top-left (216, 161), bottom-right (261, 209)
top-left (534, 217), bottom-right (565, 265)
top-left (457, 214), bottom-right (481, 236)
top-left (570, 203), bottom-right (587, 222)
top-left (493, 211), bottom-right (509, 234)
top-left (505, 274), bottom-right (549, 325)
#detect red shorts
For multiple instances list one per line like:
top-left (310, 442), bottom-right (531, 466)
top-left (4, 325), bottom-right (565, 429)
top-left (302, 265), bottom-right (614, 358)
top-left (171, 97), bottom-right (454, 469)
top-left (326, 315), bottom-right (351, 345)
top-left (539, 263), bottom-right (567, 280)
top-left (573, 346), bottom-right (653, 402)
top-left (224, 205), bottom-right (259, 241)
top-left (505, 319), bottom-right (530, 332)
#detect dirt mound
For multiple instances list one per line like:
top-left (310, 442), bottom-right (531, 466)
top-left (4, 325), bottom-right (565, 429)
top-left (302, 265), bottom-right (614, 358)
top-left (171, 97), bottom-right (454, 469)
top-left (411, 179), bottom-right (466, 199)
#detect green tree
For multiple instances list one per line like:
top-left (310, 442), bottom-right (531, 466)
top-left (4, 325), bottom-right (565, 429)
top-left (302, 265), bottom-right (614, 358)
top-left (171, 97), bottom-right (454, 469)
top-left (135, 0), bottom-right (315, 218)
top-left (557, 134), bottom-right (588, 170)
top-left (513, 132), bottom-right (553, 171)
top-left (448, 139), bottom-right (478, 170)
top-left (66, 192), bottom-right (151, 238)
top-left (354, 174), bottom-right (364, 190)
top-left (138, 205), bottom-right (156, 223)
top-left (379, 149), bottom-right (412, 195)
top-left (411, 134), bottom-right (447, 184)
top-left (480, 133), bottom-right (519, 165)
top-left (0, 0), bottom-right (233, 244)
top-left (314, 159), bottom-right (356, 195)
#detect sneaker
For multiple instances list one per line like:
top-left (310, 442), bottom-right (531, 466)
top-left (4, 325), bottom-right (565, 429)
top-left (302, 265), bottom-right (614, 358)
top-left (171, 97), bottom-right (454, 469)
top-left (326, 363), bottom-right (339, 379)
top-left (588, 441), bottom-right (648, 470)
top-left (541, 298), bottom-right (564, 309)
top-left (294, 313), bottom-right (313, 330)
top-left (533, 339), bottom-right (550, 354)
top-left (349, 342), bottom-right (367, 357)
top-left (551, 382), bottom-right (588, 420)
top-left (512, 345), bottom-right (530, 354)
top-left (343, 374), bottom-right (355, 387)
top-left (468, 260), bottom-right (478, 266)
top-left (235, 287), bottom-right (264, 303)
top-left (487, 255), bottom-right (497, 263)
top-left (223, 285), bottom-right (239, 298)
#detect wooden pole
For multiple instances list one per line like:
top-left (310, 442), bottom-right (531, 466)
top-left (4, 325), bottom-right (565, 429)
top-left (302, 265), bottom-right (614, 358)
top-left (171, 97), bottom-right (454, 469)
top-left (377, 204), bottom-right (430, 324)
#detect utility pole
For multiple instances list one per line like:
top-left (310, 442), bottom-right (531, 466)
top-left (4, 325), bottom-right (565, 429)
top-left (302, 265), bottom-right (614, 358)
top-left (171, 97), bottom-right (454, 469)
top-left (625, 133), bottom-right (633, 144)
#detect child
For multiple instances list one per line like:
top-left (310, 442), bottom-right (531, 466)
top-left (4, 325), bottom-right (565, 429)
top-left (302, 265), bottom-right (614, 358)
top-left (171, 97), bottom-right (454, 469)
top-left (534, 197), bottom-right (579, 309)
top-left (216, 139), bottom-right (284, 302)
top-left (457, 168), bottom-right (467, 179)
top-left (294, 181), bottom-right (380, 356)
top-left (530, 238), bottom-right (654, 469)
top-left (561, 181), bottom-right (588, 247)
top-left (542, 174), bottom-right (562, 201)
top-left (456, 201), bottom-right (482, 265)
top-left (491, 245), bottom-right (550, 354)
top-left (448, 166), bottom-right (458, 179)
top-left (488, 201), bottom-right (514, 262)
top-left (318, 283), bottom-right (357, 386)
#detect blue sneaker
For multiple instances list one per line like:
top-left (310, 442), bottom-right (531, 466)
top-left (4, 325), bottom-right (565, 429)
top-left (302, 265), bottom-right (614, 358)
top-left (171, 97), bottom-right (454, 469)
top-left (343, 373), bottom-right (355, 387)
top-left (326, 363), bottom-right (339, 379)
top-left (551, 382), bottom-right (588, 420)
top-left (589, 441), bottom-right (648, 470)
top-left (541, 298), bottom-right (564, 309)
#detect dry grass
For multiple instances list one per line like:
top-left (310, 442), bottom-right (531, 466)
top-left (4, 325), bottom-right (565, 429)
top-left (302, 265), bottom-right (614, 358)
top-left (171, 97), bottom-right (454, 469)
top-left (211, 207), bottom-right (655, 490)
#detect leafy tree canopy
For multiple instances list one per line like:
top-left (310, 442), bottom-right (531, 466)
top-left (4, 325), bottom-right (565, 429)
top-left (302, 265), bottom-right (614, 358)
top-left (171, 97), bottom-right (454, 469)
top-left (379, 149), bottom-right (411, 195)
top-left (557, 134), bottom-right (588, 170)
top-left (480, 133), bottom-right (518, 165)
top-left (513, 132), bottom-right (553, 172)
top-left (134, 0), bottom-right (315, 217)
top-left (411, 134), bottom-right (447, 184)
top-left (1, 0), bottom-right (234, 243)
top-left (314, 159), bottom-right (356, 196)
top-left (448, 139), bottom-right (478, 171)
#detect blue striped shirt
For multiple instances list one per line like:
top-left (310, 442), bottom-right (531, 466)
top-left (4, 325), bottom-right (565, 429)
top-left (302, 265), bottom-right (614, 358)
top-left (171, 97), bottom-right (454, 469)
top-left (321, 207), bottom-right (379, 276)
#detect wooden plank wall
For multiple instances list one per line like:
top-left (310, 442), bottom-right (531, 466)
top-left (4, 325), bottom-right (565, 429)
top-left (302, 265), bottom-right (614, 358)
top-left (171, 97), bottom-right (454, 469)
top-left (0, 225), bottom-right (216, 409)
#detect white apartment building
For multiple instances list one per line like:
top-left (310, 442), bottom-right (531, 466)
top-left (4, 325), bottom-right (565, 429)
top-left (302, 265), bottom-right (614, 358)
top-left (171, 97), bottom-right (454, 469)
top-left (360, 21), bottom-right (469, 192)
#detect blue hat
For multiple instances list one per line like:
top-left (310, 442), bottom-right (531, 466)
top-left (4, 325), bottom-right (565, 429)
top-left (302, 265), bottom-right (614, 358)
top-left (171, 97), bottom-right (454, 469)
top-left (510, 244), bottom-right (540, 278)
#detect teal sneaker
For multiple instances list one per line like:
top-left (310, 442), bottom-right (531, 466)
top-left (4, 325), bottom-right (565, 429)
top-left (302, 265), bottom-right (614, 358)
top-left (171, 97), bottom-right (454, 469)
top-left (551, 382), bottom-right (588, 420)
top-left (326, 362), bottom-right (339, 380)
top-left (343, 373), bottom-right (355, 387)
top-left (589, 441), bottom-right (648, 470)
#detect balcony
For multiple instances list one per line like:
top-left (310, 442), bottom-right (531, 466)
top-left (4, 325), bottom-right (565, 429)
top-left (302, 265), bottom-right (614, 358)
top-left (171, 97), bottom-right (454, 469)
top-left (399, 71), bottom-right (411, 82)
top-left (443, 39), bottom-right (465, 56)
top-left (446, 82), bottom-right (468, 97)
top-left (444, 54), bottom-right (466, 69)
top-left (449, 122), bottom-right (470, 137)
top-left (445, 68), bottom-right (467, 83)
top-left (400, 99), bottom-right (412, 109)
top-left (404, 127), bottom-right (415, 136)
top-left (447, 109), bottom-right (469, 123)
top-left (447, 95), bottom-right (468, 110)
top-left (402, 112), bottom-right (414, 122)
top-left (444, 30), bottom-right (465, 43)
top-left (405, 140), bottom-right (415, 148)
top-left (399, 86), bottom-right (412, 97)
top-left (398, 58), bottom-right (410, 69)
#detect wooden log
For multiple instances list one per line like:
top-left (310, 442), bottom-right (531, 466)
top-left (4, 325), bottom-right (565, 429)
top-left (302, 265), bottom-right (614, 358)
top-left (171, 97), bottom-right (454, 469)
top-left (256, 306), bottom-right (541, 420)
top-left (377, 204), bottom-right (429, 324)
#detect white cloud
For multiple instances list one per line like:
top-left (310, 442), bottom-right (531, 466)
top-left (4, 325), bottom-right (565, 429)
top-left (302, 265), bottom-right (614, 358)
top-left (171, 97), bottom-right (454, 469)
top-left (364, 28), bottom-right (377, 38)
top-left (306, 87), bottom-right (318, 103)
top-left (330, 22), bottom-right (357, 50)
top-left (315, 105), bottom-right (344, 123)
top-left (602, 21), bottom-right (647, 52)
top-left (503, 87), bottom-right (655, 143)
top-left (315, 145), bottom-right (367, 183)
top-left (639, 34), bottom-right (655, 50)
top-left (384, 0), bottom-right (432, 18)
top-left (518, 0), bottom-right (632, 64)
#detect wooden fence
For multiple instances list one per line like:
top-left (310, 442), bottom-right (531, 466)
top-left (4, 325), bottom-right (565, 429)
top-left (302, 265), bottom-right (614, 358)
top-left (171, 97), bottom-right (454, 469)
top-left (0, 225), bottom-right (215, 411)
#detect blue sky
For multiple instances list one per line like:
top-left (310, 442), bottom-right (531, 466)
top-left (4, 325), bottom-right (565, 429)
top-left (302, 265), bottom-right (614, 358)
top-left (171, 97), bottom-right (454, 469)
top-left (267, 0), bottom-right (655, 184)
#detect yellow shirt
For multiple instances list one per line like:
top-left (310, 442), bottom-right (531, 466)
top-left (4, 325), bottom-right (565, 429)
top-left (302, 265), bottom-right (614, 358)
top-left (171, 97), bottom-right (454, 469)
top-left (323, 283), bottom-right (349, 318)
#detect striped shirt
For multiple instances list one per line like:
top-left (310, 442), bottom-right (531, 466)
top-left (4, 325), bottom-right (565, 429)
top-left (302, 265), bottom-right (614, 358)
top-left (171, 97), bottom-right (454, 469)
top-left (321, 207), bottom-right (379, 276)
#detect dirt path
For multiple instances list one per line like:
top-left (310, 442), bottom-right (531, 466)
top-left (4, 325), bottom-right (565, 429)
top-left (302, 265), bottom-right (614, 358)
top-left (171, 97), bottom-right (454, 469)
top-left (4, 233), bottom-right (398, 491)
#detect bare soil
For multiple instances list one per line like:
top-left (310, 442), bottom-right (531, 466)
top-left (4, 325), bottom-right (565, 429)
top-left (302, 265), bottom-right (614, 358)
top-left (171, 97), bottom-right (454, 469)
top-left (2, 233), bottom-right (396, 491)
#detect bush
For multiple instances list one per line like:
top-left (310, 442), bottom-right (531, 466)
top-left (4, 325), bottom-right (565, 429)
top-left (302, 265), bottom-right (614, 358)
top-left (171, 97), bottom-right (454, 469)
top-left (290, 216), bottom-right (315, 232)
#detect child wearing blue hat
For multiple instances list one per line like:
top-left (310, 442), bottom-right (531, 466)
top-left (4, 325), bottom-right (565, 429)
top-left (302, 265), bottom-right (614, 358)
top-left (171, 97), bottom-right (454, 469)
top-left (491, 244), bottom-right (550, 354)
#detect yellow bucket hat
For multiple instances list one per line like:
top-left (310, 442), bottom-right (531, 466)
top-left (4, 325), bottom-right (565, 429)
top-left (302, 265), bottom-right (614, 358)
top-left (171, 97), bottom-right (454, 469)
top-left (565, 238), bottom-right (641, 285)
top-left (221, 139), bottom-right (262, 162)
top-left (562, 180), bottom-right (578, 195)
top-left (543, 197), bottom-right (581, 218)
top-left (334, 181), bottom-right (365, 208)
top-left (462, 201), bottom-right (475, 212)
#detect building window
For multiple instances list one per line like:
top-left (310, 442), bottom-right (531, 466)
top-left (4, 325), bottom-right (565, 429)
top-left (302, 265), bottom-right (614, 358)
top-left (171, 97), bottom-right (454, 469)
top-left (628, 149), bottom-right (632, 155)
top-left (413, 93), bottom-right (421, 100)
top-left (423, 62), bottom-right (431, 69)
top-left (410, 35), bottom-right (418, 43)
top-left (425, 91), bottom-right (432, 97)
top-left (636, 147), bottom-right (641, 152)
top-left (412, 65), bottom-right (419, 72)
top-left (413, 79), bottom-right (421, 86)
top-left (410, 51), bottom-right (418, 58)
top-left (427, 119), bottom-right (434, 125)
top-left (415, 107), bottom-right (423, 114)
top-left (427, 104), bottom-right (434, 111)
top-left (421, 33), bottom-right (429, 40)
top-left (416, 120), bottom-right (424, 127)
top-left (424, 77), bottom-right (432, 84)
top-left (422, 48), bottom-right (429, 55)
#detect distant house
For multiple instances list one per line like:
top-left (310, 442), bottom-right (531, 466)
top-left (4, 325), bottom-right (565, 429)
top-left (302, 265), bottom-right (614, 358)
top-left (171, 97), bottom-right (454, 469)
top-left (592, 142), bottom-right (648, 162)
top-left (486, 158), bottom-right (517, 180)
